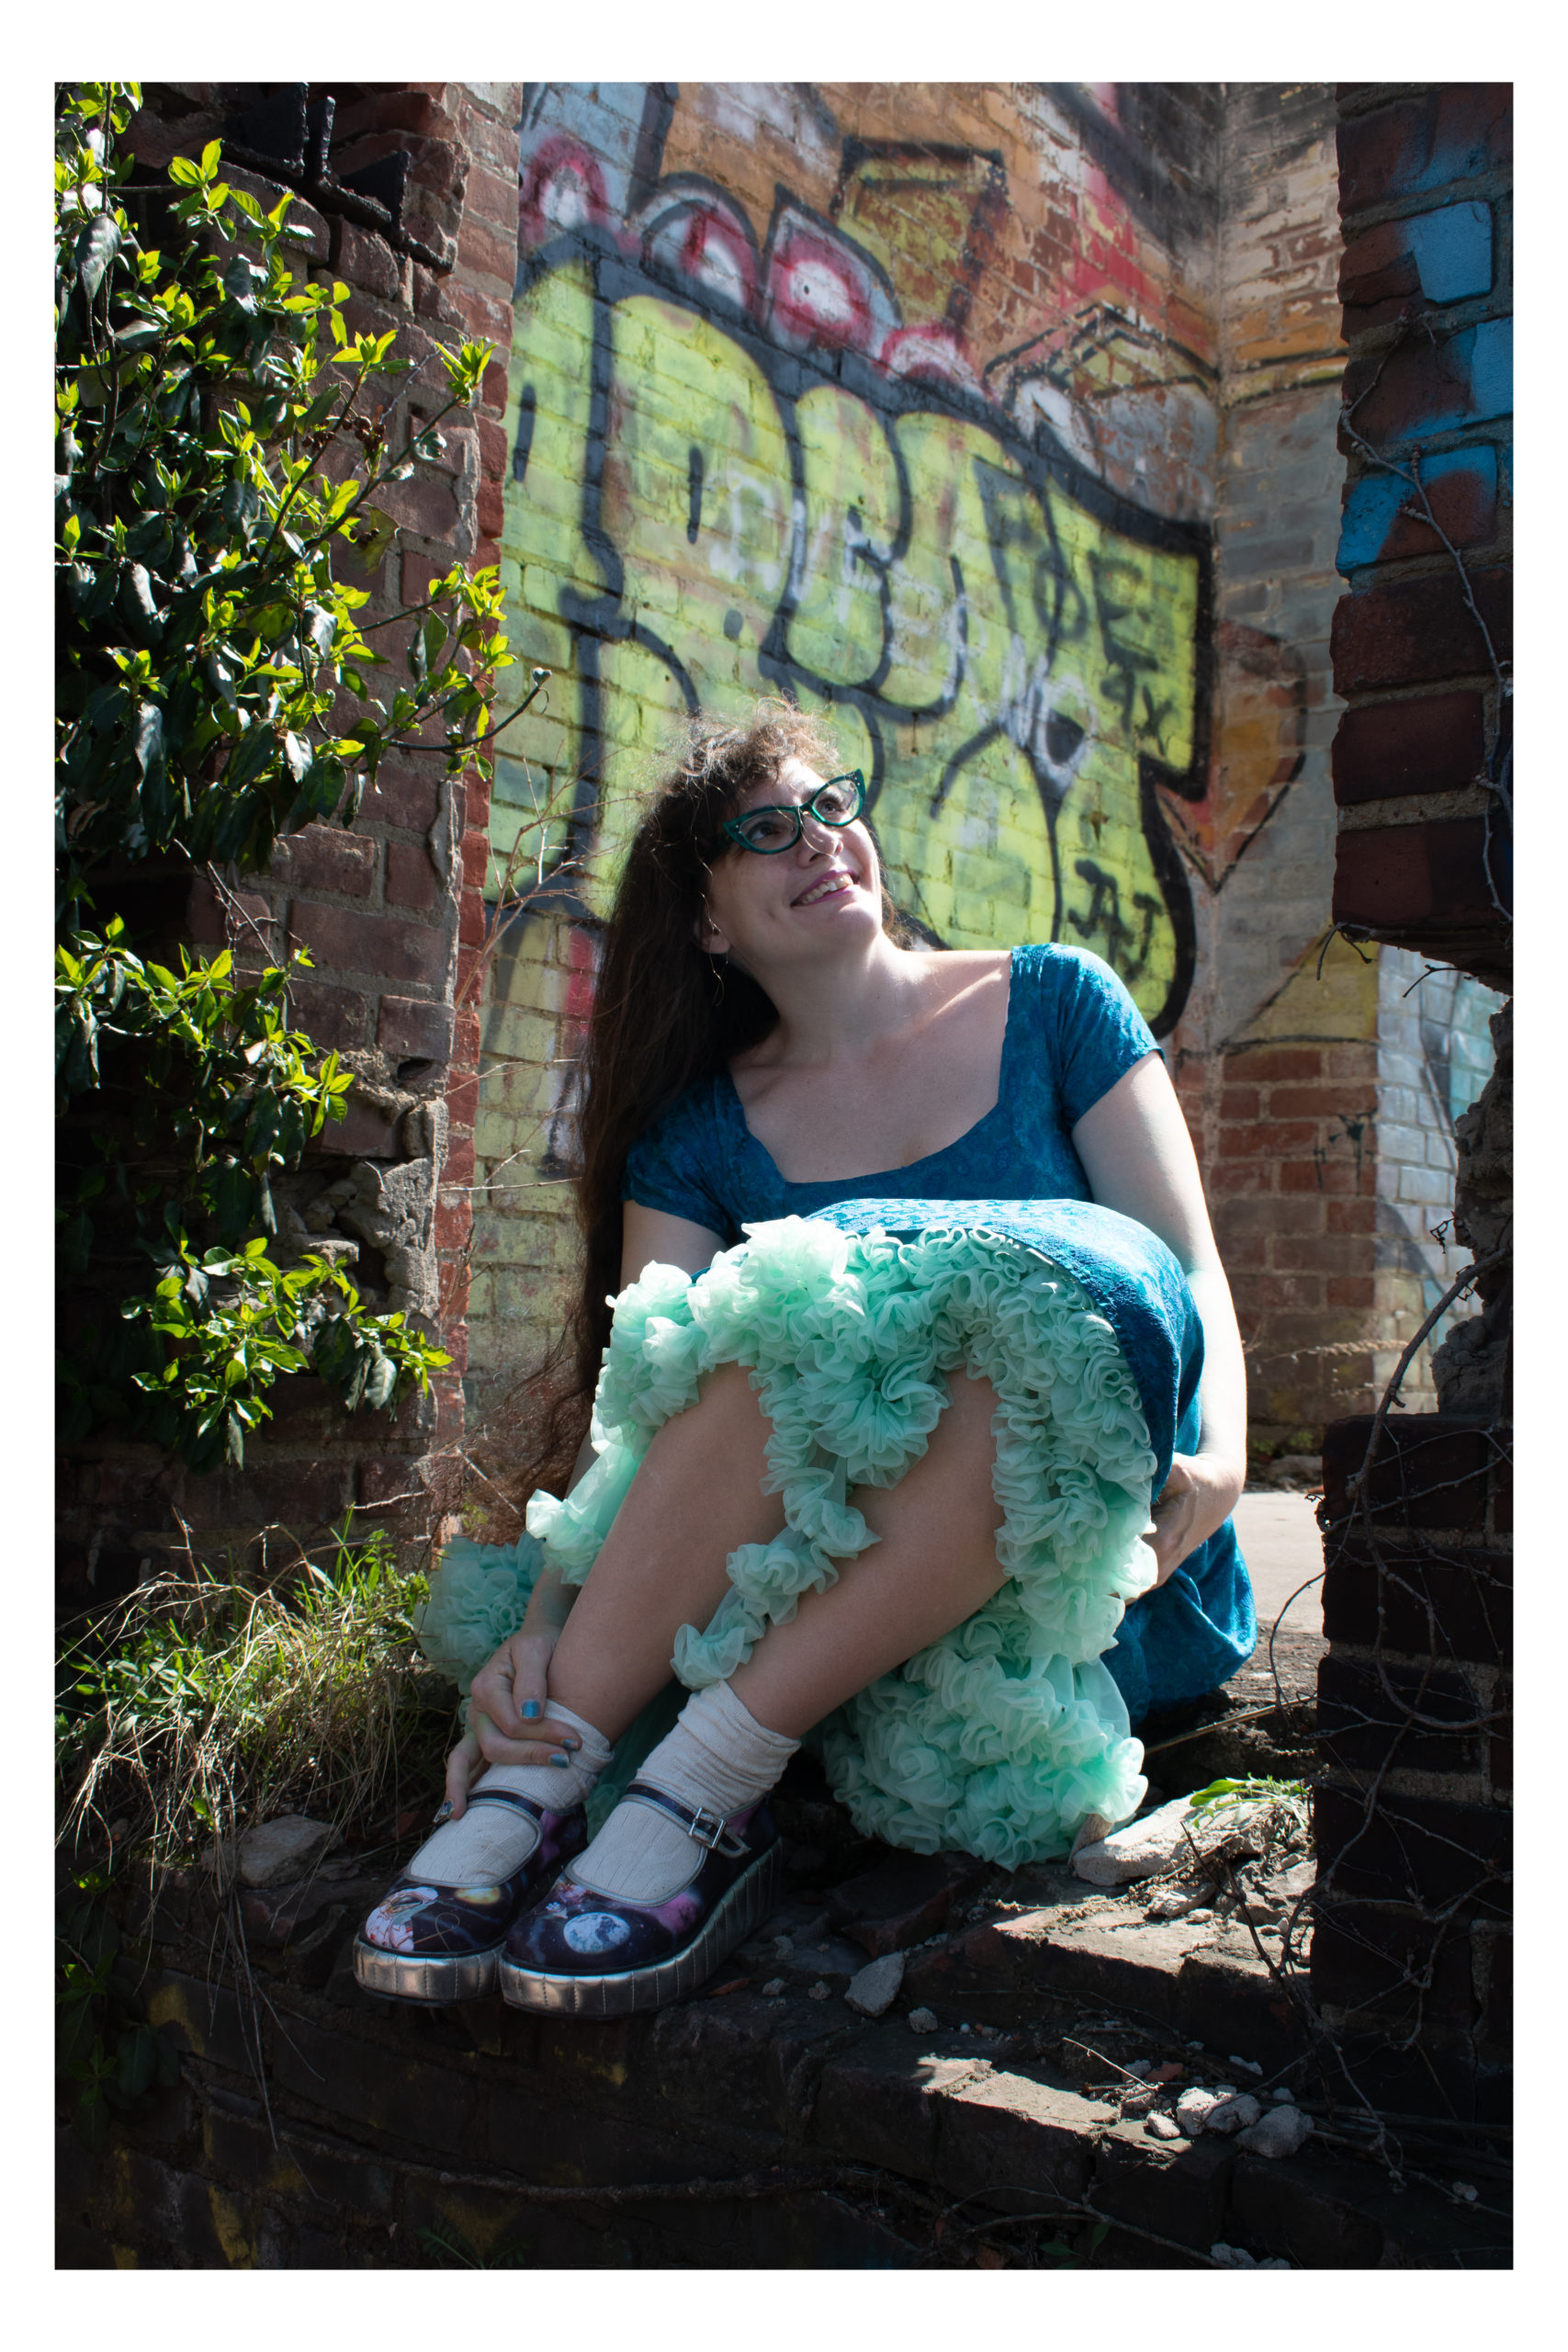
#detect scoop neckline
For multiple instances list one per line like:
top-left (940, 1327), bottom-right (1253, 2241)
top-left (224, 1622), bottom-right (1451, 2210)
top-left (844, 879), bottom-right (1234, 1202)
top-left (720, 945), bottom-right (1023, 1192)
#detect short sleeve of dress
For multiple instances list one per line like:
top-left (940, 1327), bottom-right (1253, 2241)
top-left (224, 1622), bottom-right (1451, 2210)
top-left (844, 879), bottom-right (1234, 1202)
top-left (621, 1083), bottom-right (734, 1238)
top-left (1042, 947), bottom-right (1160, 1127)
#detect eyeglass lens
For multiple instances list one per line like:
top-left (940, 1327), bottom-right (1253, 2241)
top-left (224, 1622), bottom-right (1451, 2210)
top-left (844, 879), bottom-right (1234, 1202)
top-left (733, 774), bottom-right (863, 851)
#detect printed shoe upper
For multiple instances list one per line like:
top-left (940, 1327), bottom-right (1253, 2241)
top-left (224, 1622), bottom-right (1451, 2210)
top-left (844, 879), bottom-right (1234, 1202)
top-left (504, 1794), bottom-right (778, 1978)
top-left (359, 1802), bottom-right (586, 1958)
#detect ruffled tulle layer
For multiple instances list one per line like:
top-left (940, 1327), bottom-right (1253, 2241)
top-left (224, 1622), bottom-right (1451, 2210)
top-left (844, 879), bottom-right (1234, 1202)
top-left (521, 1216), bottom-right (1159, 1867)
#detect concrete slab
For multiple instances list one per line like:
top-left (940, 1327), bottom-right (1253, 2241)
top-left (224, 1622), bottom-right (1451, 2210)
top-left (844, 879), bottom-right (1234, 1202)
top-left (1233, 1491), bottom-right (1325, 1634)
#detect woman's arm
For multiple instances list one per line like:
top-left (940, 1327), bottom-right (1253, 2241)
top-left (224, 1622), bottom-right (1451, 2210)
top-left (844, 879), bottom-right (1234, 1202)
top-left (1071, 1053), bottom-right (1247, 1582)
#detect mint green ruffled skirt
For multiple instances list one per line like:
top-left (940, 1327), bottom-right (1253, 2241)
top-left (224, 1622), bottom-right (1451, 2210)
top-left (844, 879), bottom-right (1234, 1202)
top-left (420, 1216), bottom-right (1161, 1868)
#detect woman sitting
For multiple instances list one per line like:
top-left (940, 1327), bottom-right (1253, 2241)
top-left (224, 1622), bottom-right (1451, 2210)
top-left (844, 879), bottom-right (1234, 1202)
top-left (355, 703), bottom-right (1253, 2015)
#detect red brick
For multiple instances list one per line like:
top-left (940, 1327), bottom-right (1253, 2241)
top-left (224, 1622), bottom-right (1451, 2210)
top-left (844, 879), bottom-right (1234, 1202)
top-left (1337, 216), bottom-right (1423, 314)
top-left (1332, 690), bottom-right (1487, 806)
top-left (430, 1374), bottom-right (466, 1446)
top-left (1218, 1234), bottom-right (1267, 1272)
top-left (186, 876), bottom-right (275, 949)
top-left (1218, 1194), bottom-right (1326, 1238)
top-left (1321, 1540), bottom-right (1510, 1662)
top-left (1218, 1121), bottom-right (1317, 1158)
top-left (365, 756), bottom-right (444, 832)
top-left (288, 899), bottom-right (446, 983)
top-left (1331, 569), bottom-right (1511, 696)
top-left (454, 1003), bottom-right (482, 1061)
top-left (377, 994), bottom-right (455, 1061)
top-left (459, 887), bottom-right (488, 947)
top-left (1378, 459), bottom-right (1500, 564)
top-left (356, 1457), bottom-right (432, 1510)
top-left (1321, 1413), bottom-right (1491, 1529)
top-left (1286, 1235), bottom-right (1367, 1275)
top-left (477, 413), bottom-right (510, 482)
top-left (331, 217), bottom-right (400, 302)
top-left (1220, 1086), bottom-right (1261, 1122)
top-left (1313, 1782), bottom-right (1509, 1914)
top-left (1280, 1159), bottom-right (1356, 1195)
top-left (464, 160), bottom-right (523, 232)
top-left (481, 359), bottom-right (510, 410)
top-left (446, 1073), bottom-right (479, 1128)
top-left (377, 469), bottom-right (460, 546)
top-left (316, 1093), bottom-right (403, 1159)
top-left (1328, 1197), bottom-right (1379, 1234)
top-left (457, 209), bottom-right (520, 288)
top-left (269, 824), bottom-right (376, 899)
top-left (434, 1197), bottom-right (471, 1251)
top-left (1326, 1274), bottom-right (1377, 1308)
top-left (1223, 1046), bottom-right (1325, 1082)
top-left (477, 480), bottom-right (506, 540)
top-left (1255, 1273), bottom-right (1325, 1312)
top-left (172, 1459), bottom-right (355, 1533)
top-left (1309, 1899), bottom-right (1476, 2022)
top-left (1337, 85), bottom-right (1511, 218)
top-left (386, 840), bottom-right (446, 913)
top-left (1341, 329), bottom-right (1510, 454)
top-left (1269, 1084), bottom-right (1377, 1119)
top-left (1211, 1162), bottom-right (1273, 1195)
top-left (1333, 819), bottom-right (1500, 932)
top-left (287, 977), bottom-right (372, 1052)
top-left (400, 551), bottom-right (445, 608)
top-left (442, 1134), bottom-right (476, 1188)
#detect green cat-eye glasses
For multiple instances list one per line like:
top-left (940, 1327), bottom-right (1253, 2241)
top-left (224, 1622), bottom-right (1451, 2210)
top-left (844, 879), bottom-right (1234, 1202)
top-left (721, 771), bottom-right (866, 855)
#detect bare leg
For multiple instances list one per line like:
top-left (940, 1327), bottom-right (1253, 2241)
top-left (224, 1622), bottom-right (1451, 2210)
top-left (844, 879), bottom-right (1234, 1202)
top-left (547, 1362), bottom-right (1006, 1744)
top-left (546, 1361), bottom-right (783, 1739)
top-left (730, 1368), bottom-right (1005, 1736)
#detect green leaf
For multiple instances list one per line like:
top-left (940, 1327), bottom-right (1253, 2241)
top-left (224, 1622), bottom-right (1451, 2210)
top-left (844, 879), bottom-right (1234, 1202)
top-left (167, 155), bottom-right (202, 187)
top-left (75, 212), bottom-right (121, 301)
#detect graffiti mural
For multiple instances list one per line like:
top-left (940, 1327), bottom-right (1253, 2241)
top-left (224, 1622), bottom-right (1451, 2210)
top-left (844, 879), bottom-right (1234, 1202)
top-left (494, 85), bottom-right (1213, 1034)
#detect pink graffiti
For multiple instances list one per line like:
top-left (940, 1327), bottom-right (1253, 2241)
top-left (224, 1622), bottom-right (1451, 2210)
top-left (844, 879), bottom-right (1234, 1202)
top-left (765, 221), bottom-right (877, 354)
top-left (520, 136), bottom-right (614, 245)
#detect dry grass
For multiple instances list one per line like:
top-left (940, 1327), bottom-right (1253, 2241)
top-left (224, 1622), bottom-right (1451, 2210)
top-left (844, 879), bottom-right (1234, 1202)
top-left (56, 1522), bottom-right (457, 1878)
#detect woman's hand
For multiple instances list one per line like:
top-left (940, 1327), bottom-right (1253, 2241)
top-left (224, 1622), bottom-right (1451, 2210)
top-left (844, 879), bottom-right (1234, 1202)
top-left (442, 1628), bottom-right (582, 1817)
top-left (1148, 1453), bottom-right (1244, 1586)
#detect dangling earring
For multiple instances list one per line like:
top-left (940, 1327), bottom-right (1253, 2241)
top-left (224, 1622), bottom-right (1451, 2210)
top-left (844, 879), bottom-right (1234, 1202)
top-left (708, 952), bottom-right (728, 1002)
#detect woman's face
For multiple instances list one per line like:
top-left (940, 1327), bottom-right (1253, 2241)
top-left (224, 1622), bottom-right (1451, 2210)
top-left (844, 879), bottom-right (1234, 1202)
top-left (700, 758), bottom-right (884, 973)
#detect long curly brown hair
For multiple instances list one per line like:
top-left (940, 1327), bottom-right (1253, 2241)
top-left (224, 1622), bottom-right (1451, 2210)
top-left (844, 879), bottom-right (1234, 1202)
top-left (528, 698), bottom-right (909, 1494)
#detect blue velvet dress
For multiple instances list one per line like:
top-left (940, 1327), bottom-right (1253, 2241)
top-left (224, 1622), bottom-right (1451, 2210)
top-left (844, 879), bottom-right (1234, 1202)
top-left (419, 944), bottom-right (1255, 1867)
top-left (620, 944), bottom-right (1255, 1730)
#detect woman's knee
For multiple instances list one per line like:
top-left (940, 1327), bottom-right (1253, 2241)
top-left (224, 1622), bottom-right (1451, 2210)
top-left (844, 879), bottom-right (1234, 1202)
top-left (939, 1367), bottom-right (1001, 1447)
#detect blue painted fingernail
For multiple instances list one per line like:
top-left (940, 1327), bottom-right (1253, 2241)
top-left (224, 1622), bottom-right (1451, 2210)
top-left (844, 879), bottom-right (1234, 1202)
top-left (522, 1701), bottom-right (541, 1721)
top-left (432, 1801), bottom-right (453, 1825)
top-left (549, 1750), bottom-right (570, 1768)
top-left (560, 1734), bottom-right (581, 1751)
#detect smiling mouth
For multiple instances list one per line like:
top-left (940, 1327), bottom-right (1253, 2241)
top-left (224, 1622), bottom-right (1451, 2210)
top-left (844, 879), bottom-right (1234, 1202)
top-left (793, 870), bottom-right (857, 908)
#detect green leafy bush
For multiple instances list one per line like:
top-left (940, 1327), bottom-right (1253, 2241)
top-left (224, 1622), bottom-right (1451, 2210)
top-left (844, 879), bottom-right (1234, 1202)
top-left (54, 82), bottom-right (544, 1473)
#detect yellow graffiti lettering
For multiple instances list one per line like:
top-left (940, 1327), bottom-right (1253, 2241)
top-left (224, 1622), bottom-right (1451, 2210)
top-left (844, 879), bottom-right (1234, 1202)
top-left (500, 260), bottom-right (1204, 1025)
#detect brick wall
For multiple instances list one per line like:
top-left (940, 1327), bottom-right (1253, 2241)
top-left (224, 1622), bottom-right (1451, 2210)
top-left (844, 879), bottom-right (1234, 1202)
top-left (1311, 83), bottom-right (1512, 2117)
top-left (1314, 1417), bottom-right (1511, 2118)
top-left (1329, 83), bottom-right (1512, 978)
top-left (56, 83), bottom-right (523, 1599)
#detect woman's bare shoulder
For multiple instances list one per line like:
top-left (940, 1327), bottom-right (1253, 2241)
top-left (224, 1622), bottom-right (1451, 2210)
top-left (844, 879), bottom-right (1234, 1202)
top-left (908, 945), bottom-right (1012, 1002)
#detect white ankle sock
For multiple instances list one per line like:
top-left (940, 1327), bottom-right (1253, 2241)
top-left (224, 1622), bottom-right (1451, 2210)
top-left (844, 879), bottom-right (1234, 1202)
top-left (569, 1680), bottom-right (798, 1904)
top-left (404, 1703), bottom-right (612, 1887)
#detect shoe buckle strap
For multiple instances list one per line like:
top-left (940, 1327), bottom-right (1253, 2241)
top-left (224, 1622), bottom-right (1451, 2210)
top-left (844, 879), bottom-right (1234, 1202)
top-left (624, 1781), bottom-right (747, 1857)
top-left (465, 1787), bottom-right (546, 1824)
